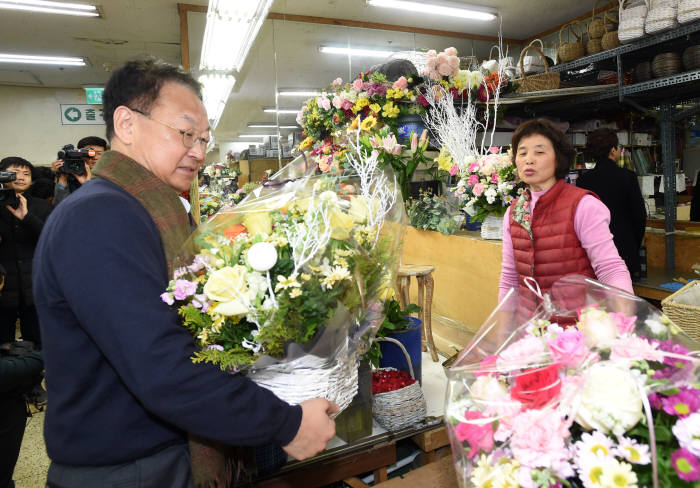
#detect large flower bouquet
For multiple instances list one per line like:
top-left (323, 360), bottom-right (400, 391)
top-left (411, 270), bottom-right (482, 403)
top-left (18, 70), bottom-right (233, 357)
top-left (445, 275), bottom-right (700, 488)
top-left (297, 71), bottom-right (424, 146)
top-left (451, 147), bottom-right (523, 222)
top-left (162, 140), bottom-right (405, 408)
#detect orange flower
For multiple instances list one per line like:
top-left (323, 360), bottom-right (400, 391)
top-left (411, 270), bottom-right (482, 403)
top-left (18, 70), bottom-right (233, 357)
top-left (224, 224), bottom-right (248, 241)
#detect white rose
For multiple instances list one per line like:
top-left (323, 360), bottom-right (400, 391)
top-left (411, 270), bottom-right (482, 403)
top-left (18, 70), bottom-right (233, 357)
top-left (578, 308), bottom-right (619, 347)
top-left (575, 362), bottom-right (643, 436)
top-left (471, 376), bottom-right (509, 408)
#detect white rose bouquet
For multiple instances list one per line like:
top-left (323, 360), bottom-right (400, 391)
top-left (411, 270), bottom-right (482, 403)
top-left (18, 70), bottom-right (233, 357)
top-left (162, 148), bottom-right (405, 409)
top-left (444, 275), bottom-right (700, 488)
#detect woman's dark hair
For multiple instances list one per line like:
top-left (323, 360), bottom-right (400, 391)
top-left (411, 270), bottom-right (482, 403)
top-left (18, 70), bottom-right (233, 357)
top-left (28, 178), bottom-right (54, 200)
top-left (511, 119), bottom-right (575, 180)
top-left (0, 156), bottom-right (34, 174)
top-left (102, 58), bottom-right (202, 141)
top-left (586, 128), bottom-right (619, 162)
top-left (33, 166), bottom-right (54, 180)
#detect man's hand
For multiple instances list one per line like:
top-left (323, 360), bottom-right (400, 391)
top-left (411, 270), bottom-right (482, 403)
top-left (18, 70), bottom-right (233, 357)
top-left (7, 194), bottom-right (27, 220)
top-left (51, 160), bottom-right (63, 172)
top-left (75, 163), bottom-right (92, 185)
top-left (282, 398), bottom-right (339, 461)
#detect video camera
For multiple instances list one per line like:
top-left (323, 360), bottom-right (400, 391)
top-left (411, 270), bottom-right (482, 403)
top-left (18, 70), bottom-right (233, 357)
top-left (0, 170), bottom-right (18, 209)
top-left (57, 144), bottom-right (94, 176)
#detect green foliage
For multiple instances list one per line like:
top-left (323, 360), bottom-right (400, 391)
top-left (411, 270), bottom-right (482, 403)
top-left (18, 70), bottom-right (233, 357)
top-left (406, 191), bottom-right (460, 234)
top-left (192, 346), bottom-right (255, 372)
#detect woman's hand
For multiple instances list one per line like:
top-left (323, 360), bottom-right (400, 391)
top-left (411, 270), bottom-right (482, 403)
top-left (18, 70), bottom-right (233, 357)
top-left (7, 194), bottom-right (28, 220)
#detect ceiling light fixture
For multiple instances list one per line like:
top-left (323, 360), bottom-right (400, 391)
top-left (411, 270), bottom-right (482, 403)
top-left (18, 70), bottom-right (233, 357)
top-left (319, 45), bottom-right (396, 58)
top-left (200, 0), bottom-right (273, 73)
top-left (198, 73), bottom-right (235, 130)
top-left (0, 53), bottom-right (86, 66)
top-left (278, 89), bottom-right (322, 97)
top-left (0, 0), bottom-right (99, 17)
top-left (367, 0), bottom-right (497, 20)
top-left (263, 108), bottom-right (300, 114)
top-left (248, 124), bottom-right (300, 129)
top-left (239, 134), bottom-right (268, 138)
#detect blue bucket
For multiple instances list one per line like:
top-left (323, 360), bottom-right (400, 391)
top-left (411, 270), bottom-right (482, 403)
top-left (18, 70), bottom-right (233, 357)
top-left (379, 317), bottom-right (422, 384)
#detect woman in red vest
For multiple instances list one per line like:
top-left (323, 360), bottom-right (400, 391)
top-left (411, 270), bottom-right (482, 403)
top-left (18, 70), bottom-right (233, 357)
top-left (498, 119), bottom-right (633, 316)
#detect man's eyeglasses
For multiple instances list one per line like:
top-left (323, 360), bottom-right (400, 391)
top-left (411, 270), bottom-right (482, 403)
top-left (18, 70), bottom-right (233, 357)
top-left (129, 107), bottom-right (210, 149)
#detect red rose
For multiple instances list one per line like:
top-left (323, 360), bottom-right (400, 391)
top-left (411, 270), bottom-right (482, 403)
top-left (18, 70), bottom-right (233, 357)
top-left (510, 363), bottom-right (561, 409)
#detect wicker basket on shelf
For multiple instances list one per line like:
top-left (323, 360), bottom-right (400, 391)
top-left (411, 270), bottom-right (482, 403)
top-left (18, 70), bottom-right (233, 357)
top-left (589, 0), bottom-right (608, 38)
top-left (661, 280), bottom-right (700, 341)
top-left (602, 10), bottom-right (621, 50)
top-left (371, 337), bottom-right (427, 431)
top-left (558, 21), bottom-right (586, 63)
top-left (678, 0), bottom-right (700, 23)
top-left (619, 0), bottom-right (649, 43)
top-left (515, 44), bottom-right (561, 93)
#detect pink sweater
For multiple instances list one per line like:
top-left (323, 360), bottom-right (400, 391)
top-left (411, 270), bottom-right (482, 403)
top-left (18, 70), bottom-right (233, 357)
top-left (498, 188), bottom-right (634, 302)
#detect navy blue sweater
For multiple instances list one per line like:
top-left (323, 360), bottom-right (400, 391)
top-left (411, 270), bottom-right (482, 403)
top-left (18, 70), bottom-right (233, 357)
top-left (33, 179), bottom-right (302, 466)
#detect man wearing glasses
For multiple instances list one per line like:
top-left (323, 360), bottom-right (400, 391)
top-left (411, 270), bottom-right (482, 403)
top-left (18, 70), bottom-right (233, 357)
top-left (33, 59), bottom-right (337, 488)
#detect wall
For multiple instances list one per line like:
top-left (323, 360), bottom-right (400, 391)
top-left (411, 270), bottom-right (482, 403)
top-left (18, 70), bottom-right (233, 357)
top-left (0, 85), bottom-right (106, 165)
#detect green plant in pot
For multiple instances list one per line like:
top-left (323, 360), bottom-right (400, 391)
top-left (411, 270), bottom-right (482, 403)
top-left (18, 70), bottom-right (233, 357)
top-left (367, 299), bottom-right (421, 368)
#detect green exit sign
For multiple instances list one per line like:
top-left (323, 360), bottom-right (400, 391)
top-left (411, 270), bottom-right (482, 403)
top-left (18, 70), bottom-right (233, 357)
top-left (85, 87), bottom-right (104, 105)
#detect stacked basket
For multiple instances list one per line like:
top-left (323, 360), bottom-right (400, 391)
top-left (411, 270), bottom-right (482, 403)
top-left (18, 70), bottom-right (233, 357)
top-left (619, 0), bottom-right (649, 43)
top-left (683, 44), bottom-right (700, 70)
top-left (645, 0), bottom-right (679, 34)
top-left (652, 51), bottom-right (682, 77)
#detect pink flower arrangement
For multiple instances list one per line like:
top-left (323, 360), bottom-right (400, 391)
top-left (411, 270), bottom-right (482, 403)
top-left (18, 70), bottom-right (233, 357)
top-left (446, 292), bottom-right (700, 488)
top-left (424, 47), bottom-right (459, 81)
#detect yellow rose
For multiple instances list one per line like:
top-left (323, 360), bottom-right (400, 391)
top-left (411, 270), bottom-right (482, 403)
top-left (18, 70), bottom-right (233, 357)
top-left (203, 265), bottom-right (249, 316)
top-left (299, 137), bottom-right (314, 151)
top-left (242, 212), bottom-right (272, 237)
top-left (329, 207), bottom-right (355, 240)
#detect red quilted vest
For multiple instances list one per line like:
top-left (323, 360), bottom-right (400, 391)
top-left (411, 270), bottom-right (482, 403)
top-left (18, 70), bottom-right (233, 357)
top-left (510, 180), bottom-right (598, 316)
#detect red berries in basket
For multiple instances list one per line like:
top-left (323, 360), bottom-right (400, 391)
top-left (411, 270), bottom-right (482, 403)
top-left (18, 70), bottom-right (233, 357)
top-left (372, 369), bottom-right (416, 395)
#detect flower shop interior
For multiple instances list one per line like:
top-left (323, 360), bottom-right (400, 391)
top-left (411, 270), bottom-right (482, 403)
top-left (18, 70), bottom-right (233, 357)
top-left (2, 0), bottom-right (700, 487)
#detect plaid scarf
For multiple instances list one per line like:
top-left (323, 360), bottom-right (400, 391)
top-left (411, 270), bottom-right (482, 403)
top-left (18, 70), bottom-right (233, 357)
top-left (92, 151), bottom-right (235, 487)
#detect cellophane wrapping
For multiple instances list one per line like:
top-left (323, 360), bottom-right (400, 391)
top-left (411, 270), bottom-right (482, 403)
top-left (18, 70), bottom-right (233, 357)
top-left (445, 275), bottom-right (700, 488)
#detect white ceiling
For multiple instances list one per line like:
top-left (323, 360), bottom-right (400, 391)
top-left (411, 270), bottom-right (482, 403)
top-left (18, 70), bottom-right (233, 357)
top-left (0, 0), bottom-right (593, 148)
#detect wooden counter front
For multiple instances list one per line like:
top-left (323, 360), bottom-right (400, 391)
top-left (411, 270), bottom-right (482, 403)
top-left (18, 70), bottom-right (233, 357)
top-left (401, 227), bottom-right (502, 356)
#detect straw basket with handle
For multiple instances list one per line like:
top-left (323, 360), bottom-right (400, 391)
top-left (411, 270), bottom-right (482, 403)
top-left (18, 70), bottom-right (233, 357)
top-left (602, 9), bottom-right (621, 49)
top-left (371, 337), bottom-right (427, 431)
top-left (589, 0), bottom-right (608, 38)
top-left (678, 0), bottom-right (700, 23)
top-left (558, 21), bottom-right (586, 63)
top-left (522, 38), bottom-right (547, 75)
top-left (618, 0), bottom-right (649, 43)
top-left (661, 280), bottom-right (700, 342)
top-left (515, 44), bottom-right (561, 94)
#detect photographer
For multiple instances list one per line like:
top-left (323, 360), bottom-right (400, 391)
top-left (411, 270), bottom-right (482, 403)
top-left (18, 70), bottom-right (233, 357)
top-left (51, 136), bottom-right (107, 205)
top-left (0, 158), bottom-right (51, 350)
top-left (0, 341), bottom-right (43, 488)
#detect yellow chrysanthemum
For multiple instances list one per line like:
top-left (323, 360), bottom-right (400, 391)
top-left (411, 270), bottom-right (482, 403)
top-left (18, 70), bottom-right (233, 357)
top-left (360, 115), bottom-right (377, 132)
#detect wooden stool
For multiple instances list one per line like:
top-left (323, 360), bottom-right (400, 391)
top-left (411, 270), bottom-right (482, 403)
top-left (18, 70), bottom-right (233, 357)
top-left (397, 264), bottom-right (438, 362)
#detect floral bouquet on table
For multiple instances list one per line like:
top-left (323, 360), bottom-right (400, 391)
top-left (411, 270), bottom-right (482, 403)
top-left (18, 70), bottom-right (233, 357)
top-left (451, 147), bottom-right (523, 222)
top-left (162, 137), bottom-right (405, 411)
top-left (444, 275), bottom-right (700, 488)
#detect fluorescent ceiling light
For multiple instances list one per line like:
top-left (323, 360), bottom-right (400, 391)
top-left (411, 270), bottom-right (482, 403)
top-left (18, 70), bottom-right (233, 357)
top-left (319, 45), bottom-right (396, 58)
top-left (278, 90), bottom-right (322, 97)
top-left (199, 73), bottom-right (236, 130)
top-left (200, 0), bottom-right (273, 73)
top-left (263, 108), bottom-right (300, 114)
top-left (239, 134), bottom-right (268, 138)
top-left (0, 0), bottom-right (99, 16)
top-left (367, 0), bottom-right (496, 20)
top-left (0, 53), bottom-right (85, 66)
top-left (248, 124), bottom-right (300, 129)
top-left (232, 141), bottom-right (262, 145)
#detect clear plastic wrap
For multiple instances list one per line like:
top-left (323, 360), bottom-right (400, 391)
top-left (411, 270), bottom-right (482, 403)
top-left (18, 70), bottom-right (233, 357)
top-left (162, 147), bottom-right (405, 408)
top-left (445, 275), bottom-right (700, 488)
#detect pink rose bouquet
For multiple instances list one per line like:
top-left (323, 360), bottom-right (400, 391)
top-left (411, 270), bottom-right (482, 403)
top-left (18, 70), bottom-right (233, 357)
top-left (445, 275), bottom-right (700, 488)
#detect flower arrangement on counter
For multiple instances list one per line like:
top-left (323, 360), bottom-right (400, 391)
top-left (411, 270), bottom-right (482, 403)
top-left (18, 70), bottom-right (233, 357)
top-left (451, 146), bottom-right (523, 222)
top-left (406, 190), bottom-right (462, 235)
top-left (297, 71), bottom-right (423, 145)
top-left (161, 134), bottom-right (404, 372)
top-left (445, 276), bottom-right (700, 488)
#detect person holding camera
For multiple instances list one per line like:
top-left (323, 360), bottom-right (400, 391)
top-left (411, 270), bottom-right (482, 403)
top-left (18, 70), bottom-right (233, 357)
top-left (0, 157), bottom-right (52, 350)
top-left (0, 340), bottom-right (43, 488)
top-left (51, 136), bottom-right (107, 205)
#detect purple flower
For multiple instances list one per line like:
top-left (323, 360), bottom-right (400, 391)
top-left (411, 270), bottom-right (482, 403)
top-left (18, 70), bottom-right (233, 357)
top-left (160, 292), bottom-right (174, 306)
top-left (366, 82), bottom-right (387, 97)
top-left (648, 392), bottom-right (662, 410)
top-left (187, 255), bottom-right (210, 273)
top-left (651, 339), bottom-right (692, 380)
top-left (662, 387), bottom-right (700, 418)
top-left (173, 267), bottom-right (187, 279)
top-left (671, 448), bottom-right (700, 482)
top-left (191, 294), bottom-right (210, 313)
top-left (173, 279), bottom-right (197, 300)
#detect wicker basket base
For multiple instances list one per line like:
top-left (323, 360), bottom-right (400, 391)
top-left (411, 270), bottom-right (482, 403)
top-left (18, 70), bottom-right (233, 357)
top-left (372, 369), bottom-right (427, 431)
top-left (249, 353), bottom-right (360, 412)
top-left (661, 280), bottom-right (700, 341)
